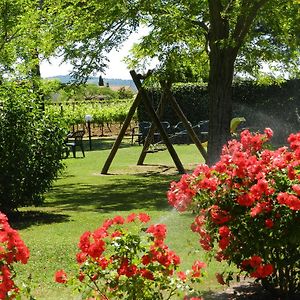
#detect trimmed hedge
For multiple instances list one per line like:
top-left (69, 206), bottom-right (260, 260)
top-left (137, 79), bottom-right (300, 145)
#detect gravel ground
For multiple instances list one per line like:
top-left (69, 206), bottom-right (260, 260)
top-left (203, 280), bottom-right (299, 300)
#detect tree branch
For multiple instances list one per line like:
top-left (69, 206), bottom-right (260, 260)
top-left (191, 19), bottom-right (209, 34)
top-left (233, 0), bottom-right (269, 50)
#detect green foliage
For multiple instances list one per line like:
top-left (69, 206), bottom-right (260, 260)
top-left (117, 86), bottom-right (135, 99)
top-left (47, 83), bottom-right (119, 103)
top-left (56, 213), bottom-right (204, 299)
top-left (168, 129), bottom-right (300, 296)
top-left (137, 83), bottom-right (208, 126)
top-left (46, 98), bottom-right (135, 126)
top-left (0, 83), bottom-right (67, 212)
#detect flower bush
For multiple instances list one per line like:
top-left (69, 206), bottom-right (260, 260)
top-left (55, 213), bottom-right (205, 300)
top-left (168, 128), bottom-right (300, 297)
top-left (0, 212), bottom-right (30, 299)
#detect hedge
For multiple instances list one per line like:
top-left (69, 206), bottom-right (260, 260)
top-left (137, 79), bottom-right (300, 145)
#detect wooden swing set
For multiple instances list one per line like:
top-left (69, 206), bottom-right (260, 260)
top-left (101, 70), bottom-right (208, 175)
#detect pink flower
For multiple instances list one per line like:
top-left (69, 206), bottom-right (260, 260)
top-left (292, 184), bottom-right (300, 196)
top-left (264, 128), bottom-right (273, 139)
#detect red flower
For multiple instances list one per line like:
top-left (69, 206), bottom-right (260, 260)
top-left (55, 270), bottom-right (67, 283)
top-left (111, 230), bottom-right (122, 238)
top-left (87, 239), bottom-right (105, 259)
top-left (140, 269), bottom-right (154, 280)
top-left (98, 257), bottom-right (109, 270)
top-left (250, 264), bottom-right (274, 278)
top-left (249, 255), bottom-right (262, 268)
top-left (146, 224), bottom-right (167, 240)
top-left (237, 193), bottom-right (255, 207)
top-left (126, 213), bottom-right (136, 223)
top-left (264, 128), bottom-right (273, 139)
top-left (112, 215), bottom-right (124, 225)
top-left (177, 271), bottom-right (187, 281)
top-left (219, 226), bottom-right (231, 238)
top-left (78, 272), bottom-right (85, 282)
top-left (191, 260), bottom-right (206, 277)
top-left (210, 205), bottom-right (231, 224)
top-left (292, 184), bottom-right (300, 196)
top-left (117, 260), bottom-right (137, 277)
top-left (141, 254), bottom-right (151, 265)
top-left (138, 213), bottom-right (151, 223)
top-left (277, 192), bottom-right (300, 210)
top-left (78, 231), bottom-right (91, 252)
top-left (219, 237), bottom-right (230, 250)
top-left (265, 219), bottom-right (274, 228)
top-left (76, 252), bottom-right (87, 264)
top-left (216, 272), bottom-right (226, 285)
top-left (250, 202), bottom-right (272, 217)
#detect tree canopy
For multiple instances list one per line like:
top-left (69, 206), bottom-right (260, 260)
top-left (1, 0), bottom-right (300, 163)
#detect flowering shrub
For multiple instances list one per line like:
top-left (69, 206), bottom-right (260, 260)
top-left (55, 213), bottom-right (205, 299)
top-left (0, 212), bottom-right (30, 299)
top-left (168, 128), bottom-right (300, 297)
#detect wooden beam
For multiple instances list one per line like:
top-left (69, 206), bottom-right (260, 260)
top-left (101, 91), bottom-right (142, 174)
top-left (137, 89), bottom-right (166, 165)
top-left (130, 70), bottom-right (185, 174)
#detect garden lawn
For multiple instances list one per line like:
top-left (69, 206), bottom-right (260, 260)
top-left (12, 140), bottom-right (231, 299)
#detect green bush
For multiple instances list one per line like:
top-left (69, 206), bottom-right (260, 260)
top-left (0, 82), bottom-right (67, 212)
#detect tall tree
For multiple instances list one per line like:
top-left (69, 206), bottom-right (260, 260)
top-left (46, 0), bottom-right (300, 163)
top-left (0, 0), bottom-right (25, 80)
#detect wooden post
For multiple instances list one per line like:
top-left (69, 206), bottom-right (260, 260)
top-left (101, 92), bottom-right (143, 174)
top-left (130, 70), bottom-right (185, 174)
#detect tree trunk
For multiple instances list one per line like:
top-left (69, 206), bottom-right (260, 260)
top-left (207, 48), bottom-right (236, 165)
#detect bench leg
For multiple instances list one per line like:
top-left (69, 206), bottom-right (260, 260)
top-left (71, 146), bottom-right (76, 158)
top-left (81, 146), bottom-right (85, 157)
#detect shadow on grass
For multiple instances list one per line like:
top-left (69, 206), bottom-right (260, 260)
top-left (8, 211), bottom-right (71, 230)
top-left (46, 173), bottom-right (176, 213)
top-left (83, 138), bottom-right (134, 152)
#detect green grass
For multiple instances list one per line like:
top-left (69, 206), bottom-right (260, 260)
top-left (11, 139), bottom-right (231, 299)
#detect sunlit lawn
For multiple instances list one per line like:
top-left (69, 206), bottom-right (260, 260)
top-left (12, 138), bottom-right (231, 299)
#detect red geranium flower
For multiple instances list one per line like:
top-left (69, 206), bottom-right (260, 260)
top-left (55, 270), bottom-right (67, 283)
top-left (138, 213), bottom-right (151, 223)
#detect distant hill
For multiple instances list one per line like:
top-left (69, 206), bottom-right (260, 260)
top-left (46, 75), bottom-right (137, 91)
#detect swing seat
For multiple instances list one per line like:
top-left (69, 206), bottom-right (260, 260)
top-left (144, 149), bottom-right (157, 153)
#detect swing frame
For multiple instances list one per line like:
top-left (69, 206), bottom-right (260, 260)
top-left (101, 70), bottom-right (208, 175)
